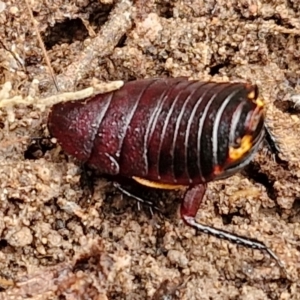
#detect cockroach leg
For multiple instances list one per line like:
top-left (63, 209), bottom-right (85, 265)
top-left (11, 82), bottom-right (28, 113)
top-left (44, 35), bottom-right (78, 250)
top-left (180, 184), bottom-right (207, 218)
top-left (113, 182), bottom-right (160, 213)
top-left (181, 184), bottom-right (284, 269)
top-left (264, 124), bottom-right (281, 156)
top-left (264, 125), bottom-right (287, 165)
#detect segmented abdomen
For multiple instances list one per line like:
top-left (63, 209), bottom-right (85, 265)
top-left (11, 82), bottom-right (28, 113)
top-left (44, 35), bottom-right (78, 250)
top-left (48, 78), bottom-right (263, 185)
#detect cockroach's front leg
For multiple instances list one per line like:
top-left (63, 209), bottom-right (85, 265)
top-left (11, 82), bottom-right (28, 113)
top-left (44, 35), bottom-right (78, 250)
top-left (180, 184), bottom-right (284, 268)
top-left (264, 124), bottom-right (281, 156)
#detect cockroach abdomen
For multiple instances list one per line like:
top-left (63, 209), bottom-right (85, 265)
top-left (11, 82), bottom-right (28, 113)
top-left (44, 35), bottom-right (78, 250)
top-left (48, 94), bottom-right (112, 163)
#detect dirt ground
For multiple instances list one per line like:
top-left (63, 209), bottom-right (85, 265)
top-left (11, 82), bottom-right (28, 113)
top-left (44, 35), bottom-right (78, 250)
top-left (0, 0), bottom-right (300, 299)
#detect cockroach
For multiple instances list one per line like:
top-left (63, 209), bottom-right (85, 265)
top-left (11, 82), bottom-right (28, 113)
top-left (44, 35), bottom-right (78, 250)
top-left (48, 78), bottom-right (283, 268)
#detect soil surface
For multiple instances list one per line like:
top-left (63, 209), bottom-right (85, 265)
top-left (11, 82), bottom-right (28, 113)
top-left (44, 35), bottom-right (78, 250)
top-left (0, 0), bottom-right (300, 299)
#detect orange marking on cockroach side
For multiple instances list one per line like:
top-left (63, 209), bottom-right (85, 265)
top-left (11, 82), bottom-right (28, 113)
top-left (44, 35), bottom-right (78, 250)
top-left (229, 135), bottom-right (253, 161)
top-left (132, 176), bottom-right (187, 190)
top-left (247, 88), bottom-right (264, 108)
top-left (255, 98), bottom-right (264, 108)
top-left (213, 165), bottom-right (223, 176)
top-left (247, 91), bottom-right (256, 100)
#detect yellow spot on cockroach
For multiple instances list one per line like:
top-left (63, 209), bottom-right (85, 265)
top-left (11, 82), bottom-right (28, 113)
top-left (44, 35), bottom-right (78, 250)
top-left (132, 176), bottom-right (186, 190)
top-left (247, 90), bottom-right (264, 108)
top-left (247, 91), bottom-right (256, 100)
top-left (255, 98), bottom-right (264, 108)
top-left (229, 135), bottom-right (253, 161)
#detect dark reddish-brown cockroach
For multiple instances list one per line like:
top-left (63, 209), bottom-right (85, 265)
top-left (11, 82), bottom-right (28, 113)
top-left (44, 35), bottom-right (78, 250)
top-left (48, 78), bottom-right (282, 267)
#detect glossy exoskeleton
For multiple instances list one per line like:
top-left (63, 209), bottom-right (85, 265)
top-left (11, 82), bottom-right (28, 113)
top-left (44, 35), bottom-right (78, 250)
top-left (48, 78), bottom-right (282, 267)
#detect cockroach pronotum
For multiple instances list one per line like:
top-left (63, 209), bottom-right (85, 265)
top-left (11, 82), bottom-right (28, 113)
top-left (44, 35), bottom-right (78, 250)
top-left (48, 78), bottom-right (283, 268)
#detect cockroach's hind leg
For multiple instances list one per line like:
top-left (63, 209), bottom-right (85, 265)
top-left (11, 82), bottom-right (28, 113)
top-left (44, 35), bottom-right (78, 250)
top-left (113, 182), bottom-right (161, 214)
top-left (180, 184), bottom-right (207, 218)
top-left (181, 184), bottom-right (286, 272)
top-left (184, 215), bottom-right (285, 271)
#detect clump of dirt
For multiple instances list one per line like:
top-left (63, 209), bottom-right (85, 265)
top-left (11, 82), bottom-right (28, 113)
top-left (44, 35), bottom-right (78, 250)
top-left (0, 0), bottom-right (300, 299)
